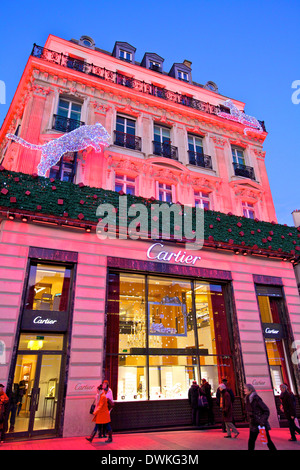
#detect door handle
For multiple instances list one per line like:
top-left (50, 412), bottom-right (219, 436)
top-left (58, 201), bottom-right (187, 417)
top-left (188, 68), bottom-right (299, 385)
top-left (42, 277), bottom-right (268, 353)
top-left (35, 388), bottom-right (40, 411)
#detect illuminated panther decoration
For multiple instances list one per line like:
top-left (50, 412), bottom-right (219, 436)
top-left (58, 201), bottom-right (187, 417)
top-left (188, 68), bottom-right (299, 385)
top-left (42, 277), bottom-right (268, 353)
top-left (6, 122), bottom-right (111, 176)
top-left (217, 99), bottom-right (263, 135)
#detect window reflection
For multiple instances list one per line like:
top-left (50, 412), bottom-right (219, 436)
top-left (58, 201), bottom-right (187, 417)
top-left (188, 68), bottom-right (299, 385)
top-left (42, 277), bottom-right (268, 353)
top-left (25, 264), bottom-right (71, 312)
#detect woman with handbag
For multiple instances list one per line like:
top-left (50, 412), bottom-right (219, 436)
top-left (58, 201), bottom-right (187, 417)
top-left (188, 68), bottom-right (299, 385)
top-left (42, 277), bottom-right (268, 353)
top-left (86, 383), bottom-right (114, 443)
top-left (244, 384), bottom-right (277, 450)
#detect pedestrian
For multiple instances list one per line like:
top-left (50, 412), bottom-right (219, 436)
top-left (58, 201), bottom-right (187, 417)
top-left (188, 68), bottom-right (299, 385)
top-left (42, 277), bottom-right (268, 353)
top-left (0, 384), bottom-right (9, 443)
top-left (244, 384), bottom-right (277, 451)
top-left (93, 384), bottom-right (106, 438)
top-left (218, 384), bottom-right (239, 438)
top-left (200, 378), bottom-right (214, 425)
top-left (86, 381), bottom-right (114, 443)
top-left (279, 383), bottom-right (300, 441)
top-left (216, 377), bottom-right (235, 432)
top-left (188, 380), bottom-right (200, 426)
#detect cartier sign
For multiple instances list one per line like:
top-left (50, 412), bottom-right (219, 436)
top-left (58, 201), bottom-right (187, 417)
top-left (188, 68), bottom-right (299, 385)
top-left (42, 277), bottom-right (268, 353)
top-left (146, 243), bottom-right (201, 265)
top-left (21, 310), bottom-right (69, 332)
top-left (262, 323), bottom-right (283, 340)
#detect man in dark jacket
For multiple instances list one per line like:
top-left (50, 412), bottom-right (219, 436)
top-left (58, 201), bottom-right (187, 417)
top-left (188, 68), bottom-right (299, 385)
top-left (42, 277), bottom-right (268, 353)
top-left (200, 378), bottom-right (214, 425)
top-left (188, 381), bottom-right (200, 426)
top-left (219, 384), bottom-right (239, 438)
top-left (216, 378), bottom-right (235, 432)
top-left (280, 384), bottom-right (300, 441)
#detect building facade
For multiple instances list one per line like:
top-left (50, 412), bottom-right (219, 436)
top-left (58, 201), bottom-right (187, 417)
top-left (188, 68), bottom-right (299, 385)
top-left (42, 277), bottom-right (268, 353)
top-left (0, 35), bottom-right (300, 439)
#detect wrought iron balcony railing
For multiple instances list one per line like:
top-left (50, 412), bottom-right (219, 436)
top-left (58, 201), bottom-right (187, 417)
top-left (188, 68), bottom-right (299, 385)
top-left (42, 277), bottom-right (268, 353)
top-left (52, 114), bottom-right (85, 133)
top-left (114, 130), bottom-right (142, 151)
top-left (30, 44), bottom-right (231, 123)
top-left (188, 150), bottom-right (213, 169)
top-left (233, 162), bottom-right (255, 180)
top-left (153, 141), bottom-right (178, 160)
top-left (32, 44), bottom-right (267, 132)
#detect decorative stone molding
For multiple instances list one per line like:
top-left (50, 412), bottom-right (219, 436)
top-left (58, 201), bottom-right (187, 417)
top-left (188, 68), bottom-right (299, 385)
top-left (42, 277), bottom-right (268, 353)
top-left (253, 149), bottom-right (266, 159)
top-left (211, 135), bottom-right (227, 147)
top-left (90, 100), bottom-right (111, 114)
top-left (32, 84), bottom-right (52, 97)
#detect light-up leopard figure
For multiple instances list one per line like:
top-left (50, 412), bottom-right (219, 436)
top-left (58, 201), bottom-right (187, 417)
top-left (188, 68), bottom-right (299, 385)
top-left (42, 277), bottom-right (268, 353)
top-left (217, 99), bottom-right (263, 136)
top-left (6, 122), bottom-right (111, 176)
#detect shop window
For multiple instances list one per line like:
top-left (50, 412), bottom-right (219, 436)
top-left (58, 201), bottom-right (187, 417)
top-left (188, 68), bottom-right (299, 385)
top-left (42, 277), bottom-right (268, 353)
top-left (256, 286), bottom-right (296, 395)
top-left (105, 272), bottom-right (236, 402)
top-left (25, 263), bottom-right (72, 312)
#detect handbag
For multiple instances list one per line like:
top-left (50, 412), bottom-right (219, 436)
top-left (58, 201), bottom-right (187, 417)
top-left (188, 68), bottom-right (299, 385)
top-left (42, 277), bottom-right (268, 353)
top-left (258, 425), bottom-right (268, 445)
top-left (198, 394), bottom-right (208, 408)
top-left (107, 398), bottom-right (114, 411)
top-left (89, 400), bottom-right (96, 415)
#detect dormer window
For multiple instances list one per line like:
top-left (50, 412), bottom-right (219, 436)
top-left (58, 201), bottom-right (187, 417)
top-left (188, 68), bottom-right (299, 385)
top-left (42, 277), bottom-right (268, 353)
top-left (149, 61), bottom-right (160, 72)
top-left (119, 50), bottom-right (132, 62)
top-left (169, 62), bottom-right (192, 83)
top-left (141, 53), bottom-right (164, 73)
top-left (112, 42), bottom-right (136, 64)
top-left (79, 36), bottom-right (95, 49)
top-left (178, 71), bottom-right (188, 82)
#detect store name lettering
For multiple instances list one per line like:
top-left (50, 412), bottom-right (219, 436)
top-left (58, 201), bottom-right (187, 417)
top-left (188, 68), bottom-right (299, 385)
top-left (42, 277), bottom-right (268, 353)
top-left (33, 316), bottom-right (57, 325)
top-left (265, 327), bottom-right (279, 335)
top-left (74, 383), bottom-right (96, 391)
top-left (147, 243), bottom-right (201, 265)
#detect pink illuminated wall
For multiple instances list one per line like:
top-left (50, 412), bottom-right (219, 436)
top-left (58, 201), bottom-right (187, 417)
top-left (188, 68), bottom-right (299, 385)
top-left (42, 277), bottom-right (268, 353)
top-left (0, 34), bottom-right (277, 223)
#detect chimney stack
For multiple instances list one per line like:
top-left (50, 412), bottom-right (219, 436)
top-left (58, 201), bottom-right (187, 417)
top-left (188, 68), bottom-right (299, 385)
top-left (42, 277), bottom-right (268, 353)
top-left (292, 210), bottom-right (300, 227)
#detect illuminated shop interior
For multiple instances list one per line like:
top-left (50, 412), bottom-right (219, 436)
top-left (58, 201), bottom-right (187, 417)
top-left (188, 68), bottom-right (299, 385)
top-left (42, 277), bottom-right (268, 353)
top-left (106, 273), bottom-right (235, 402)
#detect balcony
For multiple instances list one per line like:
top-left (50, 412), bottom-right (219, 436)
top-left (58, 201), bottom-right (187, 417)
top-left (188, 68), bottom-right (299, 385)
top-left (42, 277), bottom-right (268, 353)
top-left (153, 141), bottom-right (178, 160)
top-left (233, 162), bottom-right (255, 180)
top-left (114, 131), bottom-right (142, 151)
top-left (52, 114), bottom-right (85, 133)
top-left (188, 151), bottom-right (213, 169)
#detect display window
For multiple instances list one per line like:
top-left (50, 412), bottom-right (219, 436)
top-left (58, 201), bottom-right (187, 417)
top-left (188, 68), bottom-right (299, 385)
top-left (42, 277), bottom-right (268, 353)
top-left (105, 271), bottom-right (236, 402)
top-left (25, 263), bottom-right (72, 312)
top-left (257, 290), bottom-right (296, 395)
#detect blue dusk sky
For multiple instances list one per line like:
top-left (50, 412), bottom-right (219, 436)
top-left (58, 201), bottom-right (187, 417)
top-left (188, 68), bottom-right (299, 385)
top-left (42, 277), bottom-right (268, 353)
top-left (0, 0), bottom-right (299, 226)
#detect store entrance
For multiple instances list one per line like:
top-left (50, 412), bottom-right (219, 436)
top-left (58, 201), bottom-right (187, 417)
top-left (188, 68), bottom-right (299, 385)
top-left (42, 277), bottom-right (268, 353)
top-left (8, 334), bottom-right (64, 438)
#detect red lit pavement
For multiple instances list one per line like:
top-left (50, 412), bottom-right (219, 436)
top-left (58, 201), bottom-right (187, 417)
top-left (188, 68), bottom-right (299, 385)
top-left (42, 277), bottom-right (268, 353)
top-left (1, 428), bottom-right (300, 451)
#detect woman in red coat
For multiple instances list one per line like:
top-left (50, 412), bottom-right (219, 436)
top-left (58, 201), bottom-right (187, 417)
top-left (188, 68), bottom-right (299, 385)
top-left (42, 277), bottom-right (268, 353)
top-left (86, 388), bottom-right (113, 443)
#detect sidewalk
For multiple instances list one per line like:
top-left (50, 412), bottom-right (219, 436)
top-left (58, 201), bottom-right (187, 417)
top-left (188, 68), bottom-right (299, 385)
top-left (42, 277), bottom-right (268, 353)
top-left (1, 427), bottom-right (300, 451)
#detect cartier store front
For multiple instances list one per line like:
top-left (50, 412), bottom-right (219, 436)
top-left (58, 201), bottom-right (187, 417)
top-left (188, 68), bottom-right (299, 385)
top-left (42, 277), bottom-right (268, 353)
top-left (104, 256), bottom-right (243, 431)
top-left (6, 247), bottom-right (77, 439)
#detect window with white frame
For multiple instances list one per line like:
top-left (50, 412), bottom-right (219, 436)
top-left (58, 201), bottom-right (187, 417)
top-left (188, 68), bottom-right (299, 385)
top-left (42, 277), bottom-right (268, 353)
top-left (242, 201), bottom-right (255, 219)
top-left (57, 98), bottom-right (82, 121)
top-left (178, 71), bottom-right (189, 81)
top-left (158, 183), bottom-right (173, 203)
top-left (194, 191), bottom-right (210, 210)
top-left (119, 50), bottom-right (132, 62)
top-left (231, 146), bottom-right (245, 166)
top-left (115, 173), bottom-right (136, 195)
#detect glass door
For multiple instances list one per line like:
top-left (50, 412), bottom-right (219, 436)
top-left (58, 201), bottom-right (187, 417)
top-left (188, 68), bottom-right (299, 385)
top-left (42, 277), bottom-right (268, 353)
top-left (8, 334), bottom-right (64, 438)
